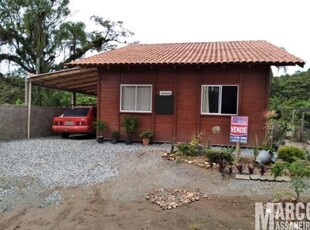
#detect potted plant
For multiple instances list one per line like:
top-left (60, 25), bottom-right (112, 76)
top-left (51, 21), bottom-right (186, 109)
top-left (139, 130), bottom-right (154, 146)
top-left (93, 120), bottom-right (107, 143)
top-left (121, 116), bottom-right (139, 145)
top-left (111, 131), bottom-right (120, 144)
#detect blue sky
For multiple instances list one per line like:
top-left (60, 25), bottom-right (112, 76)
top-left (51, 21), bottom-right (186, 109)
top-left (69, 0), bottom-right (310, 76)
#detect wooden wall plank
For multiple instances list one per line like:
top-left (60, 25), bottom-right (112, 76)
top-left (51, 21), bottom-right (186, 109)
top-left (98, 65), bottom-right (270, 145)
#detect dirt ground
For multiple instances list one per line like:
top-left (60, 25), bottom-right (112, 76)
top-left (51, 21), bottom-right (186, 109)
top-left (0, 181), bottom-right (272, 230)
top-left (0, 187), bottom-right (263, 230)
top-left (0, 142), bottom-right (309, 230)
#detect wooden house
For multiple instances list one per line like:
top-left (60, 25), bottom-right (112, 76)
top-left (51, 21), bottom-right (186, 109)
top-left (31, 40), bottom-right (305, 145)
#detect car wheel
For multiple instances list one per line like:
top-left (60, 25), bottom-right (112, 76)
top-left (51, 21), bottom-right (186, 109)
top-left (90, 131), bottom-right (96, 138)
top-left (61, 133), bottom-right (69, 138)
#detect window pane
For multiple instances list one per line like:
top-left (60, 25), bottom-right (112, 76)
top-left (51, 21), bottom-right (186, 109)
top-left (201, 86), bottom-right (208, 113)
top-left (137, 86), bottom-right (151, 111)
top-left (221, 86), bottom-right (238, 114)
top-left (63, 108), bottom-right (90, 117)
top-left (208, 86), bottom-right (219, 113)
top-left (121, 86), bottom-right (135, 111)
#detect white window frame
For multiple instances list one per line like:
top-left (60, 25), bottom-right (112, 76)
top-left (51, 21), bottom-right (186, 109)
top-left (201, 85), bottom-right (239, 115)
top-left (120, 84), bottom-right (152, 113)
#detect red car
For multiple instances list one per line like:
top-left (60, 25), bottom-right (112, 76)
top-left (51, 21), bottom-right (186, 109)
top-left (52, 106), bottom-right (97, 138)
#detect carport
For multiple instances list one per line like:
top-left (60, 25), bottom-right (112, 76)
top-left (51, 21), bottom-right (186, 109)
top-left (26, 67), bottom-right (99, 138)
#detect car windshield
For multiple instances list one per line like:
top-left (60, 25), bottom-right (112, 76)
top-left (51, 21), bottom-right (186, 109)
top-left (63, 108), bottom-right (90, 117)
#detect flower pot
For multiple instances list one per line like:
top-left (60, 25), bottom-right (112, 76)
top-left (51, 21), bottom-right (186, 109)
top-left (126, 137), bottom-right (132, 145)
top-left (111, 138), bottom-right (118, 144)
top-left (142, 138), bottom-right (150, 146)
top-left (96, 137), bottom-right (104, 143)
top-left (255, 150), bottom-right (277, 164)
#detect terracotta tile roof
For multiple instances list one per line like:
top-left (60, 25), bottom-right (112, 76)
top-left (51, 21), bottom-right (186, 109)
top-left (69, 40), bottom-right (305, 67)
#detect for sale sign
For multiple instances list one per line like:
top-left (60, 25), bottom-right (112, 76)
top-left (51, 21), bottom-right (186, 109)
top-left (230, 116), bottom-right (249, 144)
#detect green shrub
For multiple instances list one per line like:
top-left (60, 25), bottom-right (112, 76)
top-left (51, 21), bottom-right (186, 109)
top-left (271, 161), bottom-right (310, 201)
top-left (277, 146), bottom-right (305, 162)
top-left (176, 132), bottom-right (204, 156)
top-left (176, 143), bottom-right (197, 156)
top-left (271, 161), bottom-right (310, 178)
top-left (111, 131), bottom-right (120, 138)
top-left (204, 148), bottom-right (234, 166)
top-left (221, 146), bottom-right (235, 155)
top-left (175, 132), bottom-right (204, 156)
top-left (305, 150), bottom-right (310, 161)
top-left (122, 116), bottom-right (139, 137)
top-left (139, 130), bottom-right (154, 139)
top-left (261, 144), bottom-right (275, 152)
top-left (93, 120), bottom-right (107, 137)
top-left (204, 149), bottom-right (221, 165)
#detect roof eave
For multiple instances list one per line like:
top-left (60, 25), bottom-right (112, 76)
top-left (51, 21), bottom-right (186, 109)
top-left (67, 61), bottom-right (305, 68)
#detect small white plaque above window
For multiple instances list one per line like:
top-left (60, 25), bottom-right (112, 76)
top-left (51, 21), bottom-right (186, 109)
top-left (159, 91), bottom-right (172, 96)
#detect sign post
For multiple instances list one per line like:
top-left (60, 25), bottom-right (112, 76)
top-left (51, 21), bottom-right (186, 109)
top-left (230, 116), bottom-right (249, 161)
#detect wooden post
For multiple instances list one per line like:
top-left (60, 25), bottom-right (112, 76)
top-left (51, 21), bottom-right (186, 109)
top-left (299, 111), bottom-right (305, 142)
top-left (236, 142), bottom-right (240, 162)
top-left (25, 76), bottom-right (28, 105)
top-left (291, 109), bottom-right (295, 138)
top-left (173, 68), bottom-right (178, 141)
top-left (71, 91), bottom-right (77, 106)
top-left (27, 80), bottom-right (32, 139)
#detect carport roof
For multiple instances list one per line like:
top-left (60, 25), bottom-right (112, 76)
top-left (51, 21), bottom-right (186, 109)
top-left (28, 67), bottom-right (98, 95)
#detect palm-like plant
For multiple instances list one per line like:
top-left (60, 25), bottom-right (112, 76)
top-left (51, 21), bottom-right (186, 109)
top-left (122, 116), bottom-right (139, 144)
top-left (93, 120), bottom-right (107, 137)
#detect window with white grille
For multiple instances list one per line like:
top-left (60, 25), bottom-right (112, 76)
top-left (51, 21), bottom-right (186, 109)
top-left (120, 85), bottom-right (152, 113)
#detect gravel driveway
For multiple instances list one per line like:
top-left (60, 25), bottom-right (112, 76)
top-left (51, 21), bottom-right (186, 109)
top-left (0, 137), bottom-right (170, 212)
top-left (0, 137), bottom-right (293, 214)
top-left (0, 137), bottom-right (170, 188)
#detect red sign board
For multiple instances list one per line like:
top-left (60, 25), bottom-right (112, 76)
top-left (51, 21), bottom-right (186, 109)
top-left (230, 116), bottom-right (249, 144)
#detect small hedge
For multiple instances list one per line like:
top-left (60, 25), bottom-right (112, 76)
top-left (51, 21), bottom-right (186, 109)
top-left (277, 146), bottom-right (305, 163)
top-left (204, 149), bottom-right (234, 166)
top-left (176, 143), bottom-right (197, 156)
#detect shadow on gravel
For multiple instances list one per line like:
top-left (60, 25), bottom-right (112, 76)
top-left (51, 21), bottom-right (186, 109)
top-left (66, 134), bottom-right (95, 140)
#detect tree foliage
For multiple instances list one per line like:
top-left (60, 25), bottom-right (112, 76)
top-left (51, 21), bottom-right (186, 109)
top-left (0, 0), bottom-right (133, 107)
top-left (0, 74), bottom-right (97, 106)
top-left (0, 74), bottom-right (24, 104)
top-left (0, 0), bottom-right (134, 74)
top-left (0, 0), bottom-right (70, 74)
top-left (270, 69), bottom-right (310, 111)
top-left (271, 161), bottom-right (310, 201)
top-left (269, 68), bottom-right (310, 133)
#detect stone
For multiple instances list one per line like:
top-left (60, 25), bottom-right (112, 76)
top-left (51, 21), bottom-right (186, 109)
top-left (275, 176), bottom-right (291, 182)
top-left (249, 175), bottom-right (260, 180)
top-left (197, 163), bottom-right (205, 168)
top-left (265, 176), bottom-right (275, 181)
top-left (235, 174), bottom-right (250, 180)
top-left (145, 188), bottom-right (203, 210)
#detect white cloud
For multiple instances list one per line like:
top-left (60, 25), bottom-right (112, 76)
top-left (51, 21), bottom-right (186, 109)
top-left (2, 0), bottom-right (308, 75)
top-left (68, 0), bottom-right (309, 75)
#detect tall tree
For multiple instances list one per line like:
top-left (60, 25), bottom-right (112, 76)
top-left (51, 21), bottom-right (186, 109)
top-left (0, 0), bottom-right (134, 74)
top-left (56, 17), bottom-right (134, 66)
top-left (0, 0), bottom-right (70, 74)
